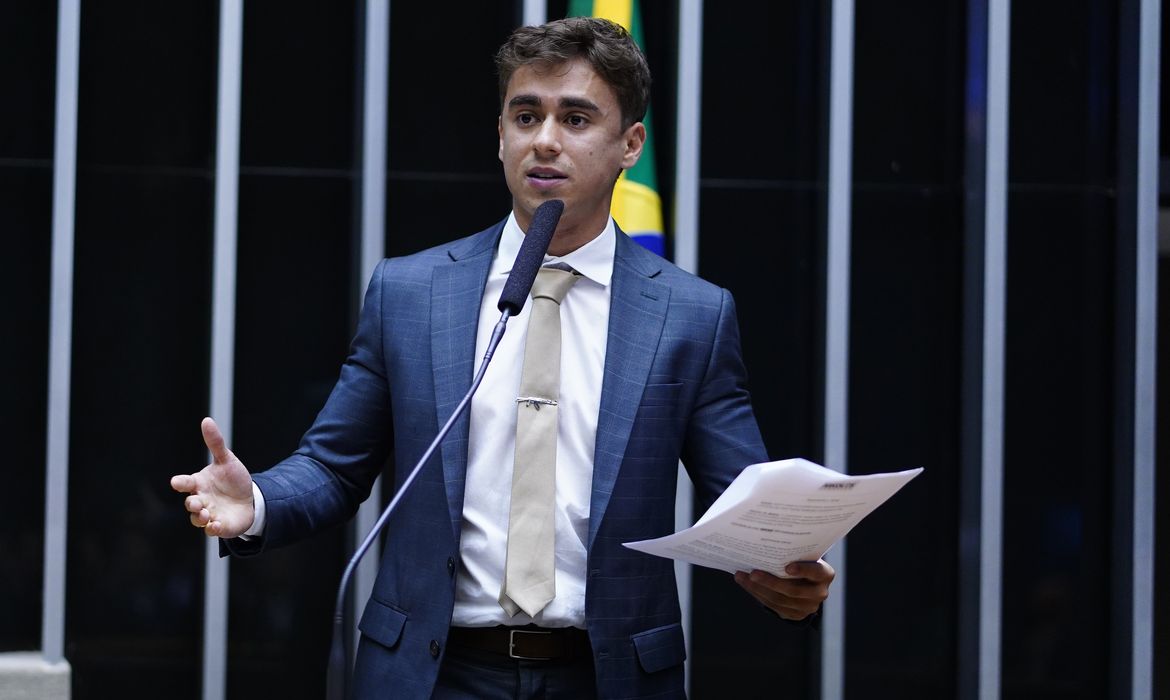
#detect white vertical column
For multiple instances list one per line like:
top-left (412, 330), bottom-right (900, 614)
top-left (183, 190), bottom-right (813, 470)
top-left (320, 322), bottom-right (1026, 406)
top-left (522, 0), bottom-right (546, 26)
top-left (352, 0), bottom-right (390, 650)
top-left (959, 2), bottom-right (1007, 697)
top-left (673, 0), bottom-right (703, 692)
top-left (204, 1), bottom-right (243, 699)
top-left (42, 0), bottom-right (81, 666)
top-left (822, 1), bottom-right (853, 699)
top-left (980, 1), bottom-right (1009, 697)
top-left (1130, 0), bottom-right (1158, 696)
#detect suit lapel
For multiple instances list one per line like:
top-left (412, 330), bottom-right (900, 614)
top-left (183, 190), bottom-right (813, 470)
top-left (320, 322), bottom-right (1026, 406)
top-left (588, 233), bottom-right (669, 551)
top-left (431, 224), bottom-right (501, 537)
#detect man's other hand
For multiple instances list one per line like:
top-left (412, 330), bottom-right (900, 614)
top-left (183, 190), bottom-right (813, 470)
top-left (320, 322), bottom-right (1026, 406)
top-left (734, 560), bottom-right (835, 621)
top-left (170, 417), bottom-right (255, 538)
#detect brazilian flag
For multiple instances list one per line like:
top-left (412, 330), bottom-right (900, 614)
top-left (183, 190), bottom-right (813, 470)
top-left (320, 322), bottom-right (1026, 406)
top-left (567, 0), bottom-right (665, 257)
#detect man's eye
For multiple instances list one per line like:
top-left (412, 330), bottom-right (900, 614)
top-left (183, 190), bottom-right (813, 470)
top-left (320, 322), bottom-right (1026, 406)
top-left (566, 115), bottom-right (587, 127)
top-left (517, 113), bottom-right (538, 126)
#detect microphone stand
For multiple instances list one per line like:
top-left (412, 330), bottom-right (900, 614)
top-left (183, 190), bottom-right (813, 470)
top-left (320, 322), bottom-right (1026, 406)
top-left (325, 308), bottom-right (514, 700)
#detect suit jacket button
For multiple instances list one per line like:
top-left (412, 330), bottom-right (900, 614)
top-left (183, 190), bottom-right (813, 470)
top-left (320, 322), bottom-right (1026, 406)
top-left (430, 640), bottom-right (441, 658)
top-left (447, 557), bottom-right (455, 576)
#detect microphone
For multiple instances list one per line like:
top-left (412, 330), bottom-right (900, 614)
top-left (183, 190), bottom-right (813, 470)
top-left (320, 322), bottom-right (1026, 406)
top-left (326, 200), bottom-right (563, 699)
top-left (498, 199), bottom-right (564, 314)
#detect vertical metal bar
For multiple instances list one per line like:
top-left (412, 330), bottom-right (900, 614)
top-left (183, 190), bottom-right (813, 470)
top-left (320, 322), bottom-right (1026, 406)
top-left (981, 0), bottom-right (1009, 696)
top-left (352, 0), bottom-right (390, 652)
top-left (204, 1), bottom-right (243, 698)
top-left (1112, 0), bottom-right (1158, 696)
top-left (673, 1), bottom-right (703, 691)
top-left (822, 0), bottom-right (853, 698)
top-left (42, 0), bottom-right (81, 666)
top-left (1130, 1), bottom-right (1159, 692)
top-left (522, 0), bottom-right (546, 26)
top-left (1129, 0), bottom-right (1158, 691)
top-left (960, 2), bottom-right (1008, 699)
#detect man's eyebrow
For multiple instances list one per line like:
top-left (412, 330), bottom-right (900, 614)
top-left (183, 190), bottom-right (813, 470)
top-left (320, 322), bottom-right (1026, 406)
top-left (505, 94), bottom-right (602, 113)
top-left (560, 96), bottom-right (600, 112)
top-left (507, 94), bottom-right (541, 109)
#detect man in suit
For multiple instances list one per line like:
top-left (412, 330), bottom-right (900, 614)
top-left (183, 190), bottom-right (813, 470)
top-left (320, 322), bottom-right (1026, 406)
top-left (171, 16), bottom-right (833, 698)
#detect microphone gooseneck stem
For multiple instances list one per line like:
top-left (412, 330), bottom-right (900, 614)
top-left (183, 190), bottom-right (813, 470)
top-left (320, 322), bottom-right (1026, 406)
top-left (325, 308), bottom-right (513, 700)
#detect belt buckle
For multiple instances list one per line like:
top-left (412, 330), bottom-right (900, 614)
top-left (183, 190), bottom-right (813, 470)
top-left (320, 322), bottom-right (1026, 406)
top-left (508, 628), bottom-right (553, 661)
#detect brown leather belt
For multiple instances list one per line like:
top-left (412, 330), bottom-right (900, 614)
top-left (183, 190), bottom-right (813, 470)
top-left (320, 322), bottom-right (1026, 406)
top-left (448, 625), bottom-right (592, 661)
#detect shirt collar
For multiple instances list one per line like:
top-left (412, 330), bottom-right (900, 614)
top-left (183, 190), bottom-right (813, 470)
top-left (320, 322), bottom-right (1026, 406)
top-left (493, 211), bottom-right (615, 288)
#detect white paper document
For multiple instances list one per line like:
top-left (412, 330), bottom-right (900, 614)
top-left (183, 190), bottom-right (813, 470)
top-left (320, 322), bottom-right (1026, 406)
top-left (623, 458), bottom-right (923, 576)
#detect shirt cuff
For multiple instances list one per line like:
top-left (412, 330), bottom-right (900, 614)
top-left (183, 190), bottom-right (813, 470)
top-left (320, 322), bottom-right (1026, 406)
top-left (239, 481), bottom-right (266, 539)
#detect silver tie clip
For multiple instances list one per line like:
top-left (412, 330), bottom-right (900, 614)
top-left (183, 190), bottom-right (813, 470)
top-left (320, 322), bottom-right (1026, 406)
top-left (516, 396), bottom-right (558, 410)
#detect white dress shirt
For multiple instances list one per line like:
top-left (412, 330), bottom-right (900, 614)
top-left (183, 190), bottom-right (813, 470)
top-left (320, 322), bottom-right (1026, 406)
top-left (246, 213), bottom-right (615, 630)
top-left (453, 213), bottom-right (613, 628)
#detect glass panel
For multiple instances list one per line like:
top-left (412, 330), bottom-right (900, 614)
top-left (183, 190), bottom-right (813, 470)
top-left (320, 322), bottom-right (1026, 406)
top-left (694, 185), bottom-right (822, 698)
top-left (386, 3), bottom-right (514, 178)
top-left (1001, 189), bottom-right (1115, 699)
top-left (845, 1), bottom-right (967, 697)
top-left (227, 3), bottom-right (360, 695)
top-left (383, 0), bottom-right (516, 256)
top-left (239, 3), bottom-right (357, 170)
top-left (0, 0), bottom-right (56, 654)
top-left (385, 178), bottom-right (512, 258)
top-left (1000, 1), bottom-right (1117, 696)
top-left (846, 190), bottom-right (963, 698)
top-left (66, 4), bottom-right (216, 695)
top-left (67, 169), bottom-right (212, 695)
top-left (692, 2), bottom-right (827, 696)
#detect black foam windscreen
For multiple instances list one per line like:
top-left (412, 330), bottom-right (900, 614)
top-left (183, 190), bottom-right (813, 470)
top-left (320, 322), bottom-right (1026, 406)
top-left (497, 199), bottom-right (564, 314)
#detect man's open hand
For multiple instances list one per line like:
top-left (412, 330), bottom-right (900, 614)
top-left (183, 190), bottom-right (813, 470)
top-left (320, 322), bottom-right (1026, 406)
top-left (170, 417), bottom-right (255, 538)
top-left (734, 560), bottom-right (835, 621)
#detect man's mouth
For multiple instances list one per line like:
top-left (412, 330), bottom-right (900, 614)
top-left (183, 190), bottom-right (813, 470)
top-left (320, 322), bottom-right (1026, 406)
top-left (527, 167), bottom-right (566, 180)
top-left (526, 168), bottom-right (567, 189)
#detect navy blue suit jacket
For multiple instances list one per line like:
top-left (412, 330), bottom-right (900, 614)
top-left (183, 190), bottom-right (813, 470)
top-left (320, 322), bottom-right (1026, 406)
top-left (227, 220), bottom-right (768, 698)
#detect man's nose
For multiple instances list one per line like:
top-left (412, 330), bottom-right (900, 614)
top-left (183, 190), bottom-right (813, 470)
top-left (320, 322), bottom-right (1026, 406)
top-left (532, 120), bottom-right (561, 155)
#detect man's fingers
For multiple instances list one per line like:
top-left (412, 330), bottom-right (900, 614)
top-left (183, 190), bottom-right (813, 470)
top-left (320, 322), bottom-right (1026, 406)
top-left (184, 495), bottom-right (204, 514)
top-left (190, 508), bottom-right (210, 528)
top-left (785, 560), bottom-right (836, 583)
top-left (735, 570), bottom-right (829, 618)
top-left (201, 416), bottom-right (234, 464)
top-left (171, 474), bottom-right (196, 493)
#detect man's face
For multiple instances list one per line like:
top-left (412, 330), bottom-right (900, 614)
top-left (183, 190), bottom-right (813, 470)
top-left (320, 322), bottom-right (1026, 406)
top-left (498, 58), bottom-right (645, 254)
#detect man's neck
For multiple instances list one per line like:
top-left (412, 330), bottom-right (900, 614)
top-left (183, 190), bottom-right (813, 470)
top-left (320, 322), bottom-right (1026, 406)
top-left (515, 208), bottom-right (609, 257)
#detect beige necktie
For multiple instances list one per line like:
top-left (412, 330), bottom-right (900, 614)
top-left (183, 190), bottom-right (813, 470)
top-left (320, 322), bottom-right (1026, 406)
top-left (499, 267), bottom-right (581, 618)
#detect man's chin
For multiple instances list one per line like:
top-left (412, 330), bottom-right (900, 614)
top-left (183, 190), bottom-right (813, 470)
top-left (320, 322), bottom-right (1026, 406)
top-left (516, 193), bottom-right (570, 222)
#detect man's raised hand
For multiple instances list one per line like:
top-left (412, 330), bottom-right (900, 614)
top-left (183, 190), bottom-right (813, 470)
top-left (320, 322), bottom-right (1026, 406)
top-left (170, 417), bottom-right (255, 538)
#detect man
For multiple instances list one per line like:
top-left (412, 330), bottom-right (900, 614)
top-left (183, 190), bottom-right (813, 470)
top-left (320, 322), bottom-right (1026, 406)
top-left (171, 17), bottom-right (833, 698)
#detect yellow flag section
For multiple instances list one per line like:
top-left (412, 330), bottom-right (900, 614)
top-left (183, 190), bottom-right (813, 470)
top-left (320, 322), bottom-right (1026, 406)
top-left (568, 0), bottom-right (665, 256)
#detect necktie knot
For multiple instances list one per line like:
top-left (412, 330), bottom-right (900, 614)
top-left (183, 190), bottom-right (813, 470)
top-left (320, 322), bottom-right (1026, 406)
top-left (531, 267), bottom-right (580, 305)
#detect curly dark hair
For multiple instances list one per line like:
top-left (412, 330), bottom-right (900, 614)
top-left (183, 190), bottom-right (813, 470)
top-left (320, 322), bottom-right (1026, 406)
top-left (495, 17), bottom-right (652, 131)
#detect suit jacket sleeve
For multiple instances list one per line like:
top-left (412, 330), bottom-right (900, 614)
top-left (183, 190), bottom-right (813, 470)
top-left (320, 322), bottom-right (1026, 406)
top-left (680, 287), bottom-right (768, 513)
top-left (224, 259), bottom-right (395, 556)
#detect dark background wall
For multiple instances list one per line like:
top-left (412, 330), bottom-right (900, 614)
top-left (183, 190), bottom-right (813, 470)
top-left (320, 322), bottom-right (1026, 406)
top-left (2, 1), bottom-right (1165, 699)
top-left (0, 0), bottom-right (55, 656)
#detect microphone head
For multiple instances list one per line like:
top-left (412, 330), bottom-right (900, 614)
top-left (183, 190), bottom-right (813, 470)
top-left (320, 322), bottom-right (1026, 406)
top-left (497, 200), bottom-right (565, 314)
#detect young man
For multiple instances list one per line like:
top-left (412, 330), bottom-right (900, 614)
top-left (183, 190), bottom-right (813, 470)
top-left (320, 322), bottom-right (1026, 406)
top-left (172, 17), bottom-right (833, 698)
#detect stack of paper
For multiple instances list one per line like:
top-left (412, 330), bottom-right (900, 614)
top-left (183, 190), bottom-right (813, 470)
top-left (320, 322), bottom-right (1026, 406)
top-left (623, 458), bottom-right (922, 577)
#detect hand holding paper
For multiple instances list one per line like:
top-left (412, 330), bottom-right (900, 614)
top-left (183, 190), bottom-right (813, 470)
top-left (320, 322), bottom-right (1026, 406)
top-left (734, 560), bottom-right (837, 621)
top-left (624, 458), bottom-right (922, 578)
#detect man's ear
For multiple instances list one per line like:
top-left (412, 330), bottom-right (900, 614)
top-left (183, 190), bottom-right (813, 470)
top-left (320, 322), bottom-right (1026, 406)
top-left (498, 115), bottom-right (504, 162)
top-left (620, 122), bottom-right (647, 169)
